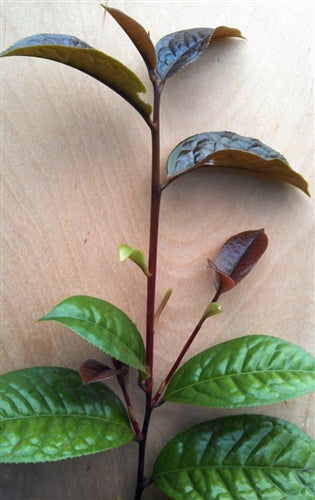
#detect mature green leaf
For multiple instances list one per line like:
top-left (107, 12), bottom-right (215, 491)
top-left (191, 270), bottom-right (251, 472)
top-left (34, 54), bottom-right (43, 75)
top-left (103, 6), bottom-right (156, 71)
top-left (39, 295), bottom-right (147, 378)
top-left (165, 131), bottom-right (310, 195)
top-left (164, 335), bottom-right (315, 407)
top-left (0, 34), bottom-right (152, 122)
top-left (153, 414), bottom-right (315, 499)
top-left (208, 229), bottom-right (268, 293)
top-left (155, 27), bottom-right (244, 83)
top-left (0, 367), bottom-right (133, 463)
top-left (119, 244), bottom-right (150, 277)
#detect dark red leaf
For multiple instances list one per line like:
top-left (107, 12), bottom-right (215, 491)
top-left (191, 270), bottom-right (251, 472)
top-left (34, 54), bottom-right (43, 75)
top-left (79, 359), bottom-right (116, 385)
top-left (208, 229), bottom-right (268, 293)
top-left (103, 6), bottom-right (156, 71)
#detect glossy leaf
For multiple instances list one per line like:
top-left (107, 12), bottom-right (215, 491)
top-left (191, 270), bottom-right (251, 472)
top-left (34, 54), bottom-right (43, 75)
top-left (103, 6), bottom-right (156, 71)
top-left (39, 295), bottom-right (147, 378)
top-left (155, 26), bottom-right (244, 83)
top-left (164, 335), bottom-right (315, 407)
top-left (0, 34), bottom-right (152, 122)
top-left (0, 367), bottom-right (133, 463)
top-left (165, 131), bottom-right (310, 195)
top-left (79, 359), bottom-right (128, 385)
top-left (153, 414), bottom-right (315, 499)
top-left (208, 228), bottom-right (268, 293)
top-left (119, 244), bottom-right (151, 277)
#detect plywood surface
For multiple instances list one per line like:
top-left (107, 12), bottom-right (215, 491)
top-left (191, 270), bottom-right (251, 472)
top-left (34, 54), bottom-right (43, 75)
top-left (1, 1), bottom-right (314, 499)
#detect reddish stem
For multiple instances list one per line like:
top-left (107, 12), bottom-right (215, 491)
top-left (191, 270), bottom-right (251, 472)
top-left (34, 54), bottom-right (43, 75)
top-left (145, 80), bottom-right (162, 392)
top-left (134, 78), bottom-right (162, 500)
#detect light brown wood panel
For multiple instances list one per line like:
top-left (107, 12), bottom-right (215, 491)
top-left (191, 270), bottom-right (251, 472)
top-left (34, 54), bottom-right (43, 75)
top-left (1, 1), bottom-right (314, 499)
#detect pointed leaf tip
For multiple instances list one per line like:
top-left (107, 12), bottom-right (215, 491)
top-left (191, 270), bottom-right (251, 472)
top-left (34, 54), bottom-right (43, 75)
top-left (103, 6), bottom-right (156, 71)
top-left (165, 131), bottom-right (310, 195)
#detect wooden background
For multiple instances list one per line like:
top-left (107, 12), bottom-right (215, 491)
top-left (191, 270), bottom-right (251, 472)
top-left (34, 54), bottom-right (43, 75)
top-left (1, 1), bottom-right (314, 499)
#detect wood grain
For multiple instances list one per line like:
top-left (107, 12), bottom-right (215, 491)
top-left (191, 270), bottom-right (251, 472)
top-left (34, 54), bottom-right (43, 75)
top-left (1, 1), bottom-right (314, 499)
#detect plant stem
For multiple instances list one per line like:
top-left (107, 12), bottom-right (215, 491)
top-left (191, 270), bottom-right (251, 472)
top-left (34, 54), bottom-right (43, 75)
top-left (145, 80), bottom-right (161, 391)
top-left (134, 394), bottom-right (152, 500)
top-left (135, 78), bottom-right (162, 500)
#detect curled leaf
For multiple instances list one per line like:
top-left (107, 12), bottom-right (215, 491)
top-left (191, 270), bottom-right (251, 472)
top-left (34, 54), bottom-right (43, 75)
top-left (79, 359), bottom-right (128, 385)
top-left (119, 244), bottom-right (151, 277)
top-left (103, 6), bottom-right (156, 71)
top-left (155, 26), bottom-right (244, 83)
top-left (164, 131), bottom-right (310, 195)
top-left (0, 34), bottom-right (152, 123)
top-left (200, 301), bottom-right (223, 322)
top-left (208, 228), bottom-right (268, 293)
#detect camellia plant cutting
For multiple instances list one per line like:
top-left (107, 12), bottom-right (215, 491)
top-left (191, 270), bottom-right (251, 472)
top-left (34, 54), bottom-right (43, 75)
top-left (1, 6), bottom-right (314, 500)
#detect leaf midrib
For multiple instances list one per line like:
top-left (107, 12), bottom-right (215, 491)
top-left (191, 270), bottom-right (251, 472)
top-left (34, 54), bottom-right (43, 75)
top-left (168, 368), bottom-right (315, 395)
top-left (154, 463), bottom-right (312, 475)
top-left (1, 413), bottom-right (129, 427)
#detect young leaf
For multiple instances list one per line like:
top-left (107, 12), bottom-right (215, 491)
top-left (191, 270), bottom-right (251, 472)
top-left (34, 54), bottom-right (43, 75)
top-left (200, 301), bottom-right (223, 322)
top-left (103, 6), bottom-right (156, 71)
top-left (155, 27), bottom-right (244, 83)
top-left (164, 335), bottom-right (315, 407)
top-left (153, 414), bottom-right (315, 499)
top-left (119, 244), bottom-right (151, 277)
top-left (0, 367), bottom-right (134, 463)
top-left (154, 288), bottom-right (173, 328)
top-left (208, 228), bottom-right (268, 293)
top-left (79, 359), bottom-right (128, 385)
top-left (0, 34), bottom-right (152, 123)
top-left (39, 295), bottom-right (147, 378)
top-left (164, 131), bottom-right (310, 195)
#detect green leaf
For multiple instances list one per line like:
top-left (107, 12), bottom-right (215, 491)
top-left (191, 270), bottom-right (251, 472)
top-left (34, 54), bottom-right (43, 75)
top-left (153, 414), bottom-right (315, 500)
top-left (155, 27), bottom-right (244, 83)
top-left (103, 6), bottom-right (156, 71)
top-left (0, 367), bottom-right (134, 463)
top-left (39, 295), bottom-right (147, 378)
top-left (164, 131), bottom-right (310, 195)
top-left (164, 335), bottom-right (315, 407)
top-left (119, 244), bottom-right (151, 277)
top-left (0, 34), bottom-right (152, 123)
top-left (200, 302), bottom-right (223, 322)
